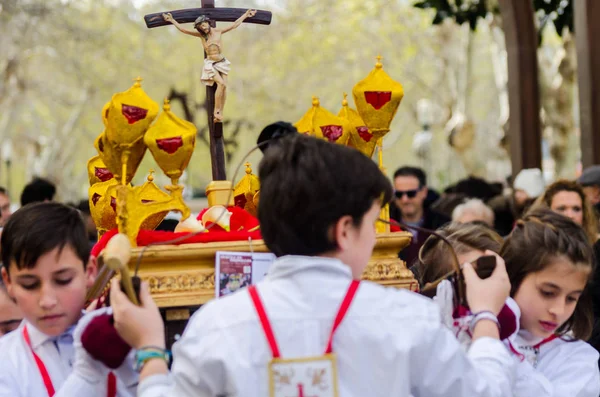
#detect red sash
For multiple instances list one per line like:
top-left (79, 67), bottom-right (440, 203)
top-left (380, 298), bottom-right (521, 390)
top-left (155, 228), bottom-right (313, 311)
top-left (248, 280), bottom-right (360, 358)
top-left (23, 326), bottom-right (117, 397)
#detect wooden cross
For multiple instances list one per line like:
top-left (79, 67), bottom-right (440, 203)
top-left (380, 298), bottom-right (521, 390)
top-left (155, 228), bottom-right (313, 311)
top-left (144, 0), bottom-right (272, 181)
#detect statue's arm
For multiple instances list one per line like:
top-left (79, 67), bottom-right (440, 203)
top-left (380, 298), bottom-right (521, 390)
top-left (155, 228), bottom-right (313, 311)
top-left (221, 9), bottom-right (257, 34)
top-left (163, 13), bottom-right (203, 37)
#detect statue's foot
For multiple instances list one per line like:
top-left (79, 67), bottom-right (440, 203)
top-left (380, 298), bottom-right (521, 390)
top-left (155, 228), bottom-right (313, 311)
top-left (214, 111), bottom-right (223, 123)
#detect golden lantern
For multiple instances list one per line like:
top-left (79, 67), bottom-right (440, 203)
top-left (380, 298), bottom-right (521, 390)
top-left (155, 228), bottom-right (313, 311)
top-left (143, 98), bottom-right (197, 185)
top-left (87, 155), bottom-right (114, 186)
top-left (352, 55), bottom-right (404, 142)
top-left (105, 77), bottom-right (159, 147)
top-left (295, 97), bottom-right (351, 145)
top-left (91, 78), bottom-right (193, 246)
top-left (353, 56), bottom-right (404, 234)
top-left (233, 162), bottom-right (260, 217)
top-left (338, 93), bottom-right (377, 158)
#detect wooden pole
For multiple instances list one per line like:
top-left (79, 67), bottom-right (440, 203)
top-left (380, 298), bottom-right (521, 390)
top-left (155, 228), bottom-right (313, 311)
top-left (201, 0), bottom-right (226, 180)
top-left (574, 0), bottom-right (600, 168)
top-left (498, 0), bottom-right (542, 178)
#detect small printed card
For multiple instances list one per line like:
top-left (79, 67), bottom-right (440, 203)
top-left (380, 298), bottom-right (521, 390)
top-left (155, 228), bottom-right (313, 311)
top-left (269, 354), bottom-right (338, 397)
top-left (215, 251), bottom-right (276, 298)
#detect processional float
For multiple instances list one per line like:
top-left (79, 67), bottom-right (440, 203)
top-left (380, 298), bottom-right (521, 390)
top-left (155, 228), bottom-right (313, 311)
top-left (87, 2), bottom-right (416, 337)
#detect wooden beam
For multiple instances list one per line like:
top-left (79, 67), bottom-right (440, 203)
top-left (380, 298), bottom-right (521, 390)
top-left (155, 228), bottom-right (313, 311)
top-left (498, 0), bottom-right (542, 177)
top-left (574, 0), bottom-right (600, 168)
top-left (144, 8), bottom-right (271, 28)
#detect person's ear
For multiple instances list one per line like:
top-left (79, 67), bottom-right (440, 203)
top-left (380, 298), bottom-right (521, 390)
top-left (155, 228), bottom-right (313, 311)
top-left (332, 215), bottom-right (354, 251)
top-left (1, 267), bottom-right (14, 299)
top-left (85, 256), bottom-right (98, 289)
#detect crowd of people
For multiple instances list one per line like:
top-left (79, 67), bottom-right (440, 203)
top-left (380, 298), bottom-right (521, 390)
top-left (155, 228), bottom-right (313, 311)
top-left (0, 124), bottom-right (599, 395)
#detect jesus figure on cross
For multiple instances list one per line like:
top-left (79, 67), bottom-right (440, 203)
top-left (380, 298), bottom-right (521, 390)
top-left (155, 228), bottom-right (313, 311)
top-left (162, 9), bottom-right (256, 123)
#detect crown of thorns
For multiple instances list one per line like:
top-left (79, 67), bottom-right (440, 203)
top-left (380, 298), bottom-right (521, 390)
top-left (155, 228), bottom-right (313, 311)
top-left (194, 15), bottom-right (211, 26)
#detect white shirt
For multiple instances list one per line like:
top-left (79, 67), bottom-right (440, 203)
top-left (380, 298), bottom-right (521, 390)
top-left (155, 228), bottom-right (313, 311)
top-left (507, 331), bottom-right (600, 397)
top-left (0, 319), bottom-right (134, 396)
top-left (139, 255), bottom-right (516, 397)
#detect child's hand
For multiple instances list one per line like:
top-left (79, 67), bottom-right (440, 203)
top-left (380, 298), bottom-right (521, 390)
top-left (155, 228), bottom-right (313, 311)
top-left (463, 251), bottom-right (510, 315)
top-left (110, 278), bottom-right (165, 349)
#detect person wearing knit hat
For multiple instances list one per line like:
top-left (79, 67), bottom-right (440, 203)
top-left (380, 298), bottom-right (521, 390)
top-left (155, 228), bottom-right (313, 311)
top-left (512, 168), bottom-right (546, 204)
top-left (488, 168), bottom-right (545, 236)
top-left (579, 165), bottom-right (600, 209)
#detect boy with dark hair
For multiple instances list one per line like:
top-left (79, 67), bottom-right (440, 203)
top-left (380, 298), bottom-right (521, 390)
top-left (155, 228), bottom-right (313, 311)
top-left (0, 202), bottom-right (134, 396)
top-left (20, 177), bottom-right (56, 207)
top-left (104, 133), bottom-right (513, 396)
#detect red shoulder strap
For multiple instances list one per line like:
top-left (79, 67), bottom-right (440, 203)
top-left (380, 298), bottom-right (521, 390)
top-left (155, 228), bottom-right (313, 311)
top-left (249, 280), bottom-right (361, 358)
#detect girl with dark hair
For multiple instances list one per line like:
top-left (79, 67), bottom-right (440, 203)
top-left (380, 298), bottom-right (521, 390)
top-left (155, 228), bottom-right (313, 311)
top-left (502, 208), bottom-right (600, 396)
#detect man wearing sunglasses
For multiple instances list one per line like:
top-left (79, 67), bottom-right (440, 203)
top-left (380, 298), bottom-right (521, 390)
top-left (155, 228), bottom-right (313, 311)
top-left (390, 166), bottom-right (450, 267)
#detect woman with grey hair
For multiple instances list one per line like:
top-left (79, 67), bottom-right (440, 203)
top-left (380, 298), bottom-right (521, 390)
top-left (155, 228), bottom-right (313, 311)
top-left (452, 198), bottom-right (495, 227)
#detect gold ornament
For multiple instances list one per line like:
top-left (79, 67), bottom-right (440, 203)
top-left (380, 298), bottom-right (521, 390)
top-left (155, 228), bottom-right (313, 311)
top-left (87, 155), bottom-right (114, 186)
top-left (353, 56), bottom-right (404, 234)
top-left (89, 179), bottom-right (119, 237)
top-left (105, 77), bottom-right (159, 147)
top-left (295, 96), bottom-right (351, 145)
top-left (338, 93), bottom-right (377, 158)
top-left (352, 55), bottom-right (404, 141)
top-left (143, 98), bottom-right (197, 184)
top-left (91, 78), bottom-right (193, 246)
top-left (233, 162), bottom-right (260, 217)
top-left (95, 131), bottom-right (147, 186)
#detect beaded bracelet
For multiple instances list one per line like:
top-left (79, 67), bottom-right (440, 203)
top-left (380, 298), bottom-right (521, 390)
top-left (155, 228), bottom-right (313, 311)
top-left (469, 310), bottom-right (500, 335)
top-left (135, 346), bottom-right (172, 372)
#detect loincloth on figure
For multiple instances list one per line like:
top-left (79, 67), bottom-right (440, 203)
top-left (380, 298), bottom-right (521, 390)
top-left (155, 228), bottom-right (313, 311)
top-left (201, 57), bottom-right (231, 87)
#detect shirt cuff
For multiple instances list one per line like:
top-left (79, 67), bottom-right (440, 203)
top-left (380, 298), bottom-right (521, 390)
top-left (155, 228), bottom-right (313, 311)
top-left (138, 374), bottom-right (173, 397)
top-left (468, 337), bottom-right (513, 365)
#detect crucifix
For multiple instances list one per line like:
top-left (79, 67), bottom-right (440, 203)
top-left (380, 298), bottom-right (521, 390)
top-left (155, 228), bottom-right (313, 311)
top-left (144, 0), bottom-right (272, 180)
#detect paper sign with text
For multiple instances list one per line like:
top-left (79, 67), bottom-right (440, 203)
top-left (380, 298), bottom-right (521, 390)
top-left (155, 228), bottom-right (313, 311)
top-left (215, 251), bottom-right (276, 298)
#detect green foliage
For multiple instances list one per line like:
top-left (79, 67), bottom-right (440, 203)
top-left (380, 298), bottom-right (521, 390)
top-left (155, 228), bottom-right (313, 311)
top-left (414, 0), bottom-right (572, 44)
top-left (414, 0), bottom-right (490, 31)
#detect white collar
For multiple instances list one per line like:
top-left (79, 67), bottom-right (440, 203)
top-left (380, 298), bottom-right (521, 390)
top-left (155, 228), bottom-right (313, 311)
top-left (23, 321), bottom-right (57, 349)
top-left (22, 315), bottom-right (81, 349)
top-left (266, 255), bottom-right (353, 280)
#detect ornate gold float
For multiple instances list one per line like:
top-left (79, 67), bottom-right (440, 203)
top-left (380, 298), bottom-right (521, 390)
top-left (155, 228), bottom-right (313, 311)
top-left (91, 58), bottom-right (416, 329)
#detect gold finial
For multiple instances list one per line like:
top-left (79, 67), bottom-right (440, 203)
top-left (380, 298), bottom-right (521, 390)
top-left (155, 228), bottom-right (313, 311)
top-left (134, 76), bottom-right (143, 87)
top-left (342, 93), bottom-right (349, 107)
top-left (244, 162), bottom-right (252, 174)
top-left (147, 169), bottom-right (155, 182)
top-left (312, 96), bottom-right (320, 107)
top-left (163, 97), bottom-right (171, 111)
top-left (376, 55), bottom-right (383, 69)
